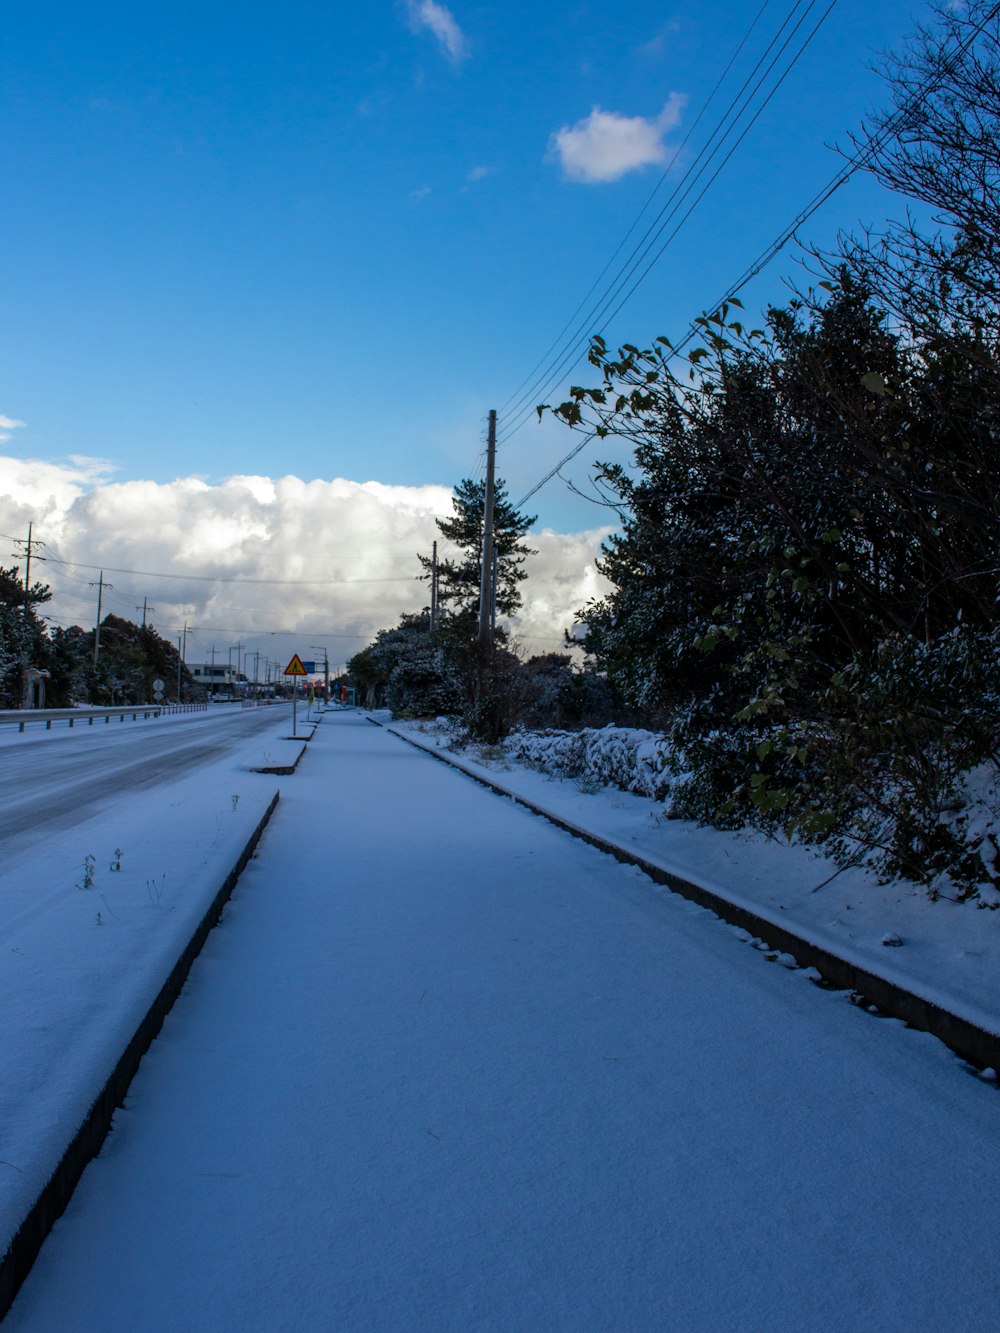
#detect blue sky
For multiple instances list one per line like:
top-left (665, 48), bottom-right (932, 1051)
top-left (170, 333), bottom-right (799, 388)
top-left (2, 0), bottom-right (926, 533)
top-left (0, 1), bottom-right (938, 667)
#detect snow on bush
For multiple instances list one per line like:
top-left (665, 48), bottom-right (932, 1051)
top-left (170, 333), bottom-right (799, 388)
top-left (502, 726), bottom-right (677, 803)
top-left (499, 726), bottom-right (1000, 907)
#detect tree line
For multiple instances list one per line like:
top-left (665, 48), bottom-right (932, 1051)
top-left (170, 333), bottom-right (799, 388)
top-left (0, 567), bottom-right (193, 707)
top-left (347, 478), bottom-right (622, 741)
top-left (541, 0), bottom-right (1000, 892)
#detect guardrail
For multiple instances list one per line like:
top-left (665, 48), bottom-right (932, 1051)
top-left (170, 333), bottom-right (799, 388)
top-left (0, 703), bottom-right (207, 733)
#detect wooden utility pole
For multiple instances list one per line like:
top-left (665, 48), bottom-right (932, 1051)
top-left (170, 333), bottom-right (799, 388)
top-left (136, 597), bottom-right (155, 629)
top-left (491, 547), bottom-right (498, 639)
top-left (430, 540), bottom-right (439, 633)
top-left (477, 409), bottom-right (497, 650)
top-left (91, 572), bottom-right (111, 666)
top-left (14, 523), bottom-right (44, 617)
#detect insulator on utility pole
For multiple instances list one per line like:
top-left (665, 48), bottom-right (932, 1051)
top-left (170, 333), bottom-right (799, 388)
top-left (477, 409), bottom-right (497, 650)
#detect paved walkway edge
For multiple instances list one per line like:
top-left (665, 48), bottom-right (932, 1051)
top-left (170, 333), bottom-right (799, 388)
top-left (383, 723), bottom-right (1000, 1076)
top-left (0, 790), bottom-right (282, 1320)
top-left (254, 743), bottom-right (308, 774)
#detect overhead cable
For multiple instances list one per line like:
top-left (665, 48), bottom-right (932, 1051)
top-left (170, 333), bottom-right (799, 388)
top-left (499, 0), bottom-right (835, 443)
top-left (514, 0), bottom-right (1000, 507)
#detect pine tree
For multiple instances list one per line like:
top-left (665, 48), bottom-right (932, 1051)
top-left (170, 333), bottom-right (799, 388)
top-left (0, 566), bottom-right (51, 707)
top-left (419, 477), bottom-right (536, 620)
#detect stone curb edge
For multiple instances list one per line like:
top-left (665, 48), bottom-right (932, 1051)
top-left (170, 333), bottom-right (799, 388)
top-left (0, 789), bottom-right (283, 1320)
top-left (381, 721), bottom-right (1000, 1077)
top-left (254, 743), bottom-right (308, 775)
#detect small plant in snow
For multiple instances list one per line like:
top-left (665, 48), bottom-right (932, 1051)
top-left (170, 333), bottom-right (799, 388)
top-left (96, 912), bottom-right (103, 926)
top-left (78, 854), bottom-right (96, 890)
top-left (146, 875), bottom-right (165, 907)
top-left (231, 794), bottom-right (240, 811)
top-left (109, 848), bottom-right (123, 872)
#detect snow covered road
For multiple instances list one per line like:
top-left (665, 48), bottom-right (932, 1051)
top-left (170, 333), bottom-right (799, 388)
top-left (7, 710), bottom-right (1000, 1331)
top-left (0, 705), bottom-right (290, 853)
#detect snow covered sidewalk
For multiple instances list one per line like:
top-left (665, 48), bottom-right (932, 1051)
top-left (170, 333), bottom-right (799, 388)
top-left (6, 710), bottom-right (1000, 1331)
top-left (389, 719), bottom-right (1000, 1056)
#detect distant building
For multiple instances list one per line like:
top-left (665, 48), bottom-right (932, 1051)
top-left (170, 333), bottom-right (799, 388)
top-left (188, 664), bottom-right (246, 694)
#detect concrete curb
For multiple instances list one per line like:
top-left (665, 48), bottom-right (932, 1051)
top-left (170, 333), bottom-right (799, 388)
top-left (0, 790), bottom-right (282, 1320)
top-left (280, 725), bottom-right (318, 743)
top-left (254, 743), bottom-right (308, 775)
top-left (385, 724), bottom-right (1000, 1075)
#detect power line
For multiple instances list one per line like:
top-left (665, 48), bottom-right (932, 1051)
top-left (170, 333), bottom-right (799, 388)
top-left (173, 626), bottom-right (375, 638)
top-left (498, 0), bottom-right (776, 419)
top-left (43, 555), bottom-right (421, 587)
top-left (499, 0), bottom-right (835, 442)
top-left (514, 0), bottom-right (1000, 508)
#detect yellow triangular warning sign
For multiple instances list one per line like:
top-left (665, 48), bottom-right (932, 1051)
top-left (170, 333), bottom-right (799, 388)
top-left (284, 654), bottom-right (308, 676)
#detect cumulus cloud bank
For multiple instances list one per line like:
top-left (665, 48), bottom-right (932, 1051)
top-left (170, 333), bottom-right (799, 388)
top-left (406, 1), bottom-right (469, 62)
top-left (0, 457), bottom-right (611, 671)
top-left (548, 95), bottom-right (687, 183)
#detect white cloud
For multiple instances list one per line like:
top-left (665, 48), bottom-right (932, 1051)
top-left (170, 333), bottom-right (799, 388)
top-left (638, 21), bottom-right (681, 60)
top-left (548, 95), bottom-right (687, 183)
top-left (0, 458), bottom-right (610, 667)
top-left (0, 414), bottom-right (26, 444)
top-left (405, 1), bottom-right (469, 62)
top-left (467, 165), bottom-right (492, 182)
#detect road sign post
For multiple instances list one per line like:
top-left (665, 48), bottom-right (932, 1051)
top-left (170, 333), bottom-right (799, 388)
top-left (284, 654), bottom-right (308, 737)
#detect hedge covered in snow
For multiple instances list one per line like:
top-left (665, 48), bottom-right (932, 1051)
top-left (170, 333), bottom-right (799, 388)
top-left (502, 726), bottom-right (678, 804)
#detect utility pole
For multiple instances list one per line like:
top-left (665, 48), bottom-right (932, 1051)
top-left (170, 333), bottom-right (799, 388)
top-left (136, 597), bottom-right (155, 630)
top-left (311, 645), bottom-right (330, 699)
top-left (430, 540), bottom-right (439, 633)
top-left (23, 522), bottom-right (33, 591)
top-left (13, 523), bottom-right (45, 616)
top-left (491, 547), bottom-right (498, 639)
top-left (176, 637), bottom-right (182, 702)
top-left (15, 522), bottom-right (44, 591)
top-left (90, 572), bottom-right (112, 666)
top-left (477, 409), bottom-right (497, 651)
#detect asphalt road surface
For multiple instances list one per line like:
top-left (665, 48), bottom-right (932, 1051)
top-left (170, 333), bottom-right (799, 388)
top-left (0, 705), bottom-right (290, 854)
